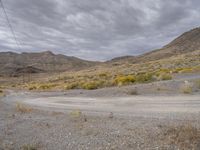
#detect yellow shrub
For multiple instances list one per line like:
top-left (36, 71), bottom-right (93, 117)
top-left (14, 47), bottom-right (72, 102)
top-left (98, 73), bottom-right (110, 78)
top-left (180, 68), bottom-right (193, 73)
top-left (28, 85), bottom-right (37, 90)
top-left (38, 84), bottom-right (56, 90)
top-left (135, 73), bottom-right (153, 83)
top-left (114, 75), bottom-right (136, 86)
top-left (81, 81), bottom-right (100, 90)
top-left (64, 82), bottom-right (79, 90)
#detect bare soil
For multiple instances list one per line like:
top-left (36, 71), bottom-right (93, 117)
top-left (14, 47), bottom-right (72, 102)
top-left (0, 74), bottom-right (200, 150)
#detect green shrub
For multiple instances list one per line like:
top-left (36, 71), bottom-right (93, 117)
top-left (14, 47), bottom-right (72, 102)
top-left (114, 75), bottom-right (136, 86)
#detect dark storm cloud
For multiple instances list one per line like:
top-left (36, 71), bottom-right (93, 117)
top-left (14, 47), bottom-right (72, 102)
top-left (0, 0), bottom-right (200, 60)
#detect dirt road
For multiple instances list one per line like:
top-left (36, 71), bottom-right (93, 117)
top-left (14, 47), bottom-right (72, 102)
top-left (3, 91), bottom-right (200, 118)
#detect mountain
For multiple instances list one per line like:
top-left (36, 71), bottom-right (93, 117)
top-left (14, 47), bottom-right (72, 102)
top-left (107, 27), bottom-right (200, 64)
top-left (1, 27), bottom-right (200, 76)
top-left (138, 27), bottom-right (200, 61)
top-left (0, 51), bottom-right (99, 76)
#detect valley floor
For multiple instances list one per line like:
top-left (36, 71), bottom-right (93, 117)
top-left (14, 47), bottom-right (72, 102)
top-left (0, 73), bottom-right (200, 150)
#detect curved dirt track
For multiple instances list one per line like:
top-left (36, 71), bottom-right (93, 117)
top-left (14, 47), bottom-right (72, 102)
top-left (4, 92), bottom-right (200, 117)
top-left (3, 73), bottom-right (200, 117)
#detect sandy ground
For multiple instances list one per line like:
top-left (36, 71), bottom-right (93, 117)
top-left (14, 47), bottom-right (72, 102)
top-left (0, 73), bottom-right (200, 150)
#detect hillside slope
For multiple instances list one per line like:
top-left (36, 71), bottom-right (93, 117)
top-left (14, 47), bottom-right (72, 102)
top-left (138, 27), bottom-right (200, 62)
top-left (0, 51), bottom-right (99, 76)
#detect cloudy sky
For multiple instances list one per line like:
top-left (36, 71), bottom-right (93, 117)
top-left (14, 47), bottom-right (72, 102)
top-left (0, 0), bottom-right (200, 61)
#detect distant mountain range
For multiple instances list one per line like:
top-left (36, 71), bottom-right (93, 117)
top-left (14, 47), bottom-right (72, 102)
top-left (0, 51), bottom-right (99, 76)
top-left (0, 27), bottom-right (200, 76)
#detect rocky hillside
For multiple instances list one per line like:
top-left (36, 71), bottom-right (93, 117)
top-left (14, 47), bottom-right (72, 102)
top-left (138, 27), bottom-right (200, 61)
top-left (0, 51), bottom-right (99, 76)
top-left (107, 27), bottom-right (200, 64)
top-left (1, 27), bottom-right (200, 76)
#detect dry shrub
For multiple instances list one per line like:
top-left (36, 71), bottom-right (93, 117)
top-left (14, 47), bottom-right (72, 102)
top-left (69, 110), bottom-right (87, 122)
top-left (64, 82), bottom-right (79, 90)
top-left (135, 73), bottom-right (153, 83)
top-left (158, 73), bottom-right (172, 80)
top-left (180, 83), bottom-right (193, 94)
top-left (70, 110), bottom-right (82, 118)
top-left (21, 144), bottom-right (37, 150)
top-left (16, 102), bottom-right (33, 113)
top-left (0, 89), bottom-right (5, 96)
top-left (81, 81), bottom-right (99, 90)
top-left (196, 79), bottom-right (200, 89)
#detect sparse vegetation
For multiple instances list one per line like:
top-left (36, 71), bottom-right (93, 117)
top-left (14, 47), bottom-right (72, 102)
top-left (81, 81), bottom-right (100, 90)
top-left (64, 82), bottom-right (79, 90)
top-left (16, 102), bottom-right (33, 113)
top-left (28, 83), bottom-right (57, 91)
top-left (1, 49), bottom-right (199, 91)
top-left (0, 89), bottom-right (5, 96)
top-left (196, 79), bottom-right (200, 89)
top-left (21, 144), bottom-right (37, 150)
top-left (70, 110), bottom-right (82, 118)
top-left (114, 75), bottom-right (135, 86)
top-left (135, 73), bottom-right (153, 83)
top-left (180, 83), bottom-right (193, 94)
top-left (158, 73), bottom-right (172, 80)
top-left (162, 124), bottom-right (200, 150)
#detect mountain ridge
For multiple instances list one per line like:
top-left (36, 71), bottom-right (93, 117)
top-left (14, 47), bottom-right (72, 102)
top-left (1, 27), bottom-right (200, 76)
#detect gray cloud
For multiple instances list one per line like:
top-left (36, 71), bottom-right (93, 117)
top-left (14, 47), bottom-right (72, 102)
top-left (0, 0), bottom-right (200, 60)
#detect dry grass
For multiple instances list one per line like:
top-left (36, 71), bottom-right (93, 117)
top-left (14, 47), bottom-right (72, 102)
top-left (180, 84), bottom-right (193, 94)
top-left (15, 102), bottom-right (33, 113)
top-left (196, 79), bottom-right (200, 89)
top-left (21, 144), bottom-right (37, 150)
top-left (0, 89), bottom-right (5, 96)
top-left (69, 110), bottom-right (82, 118)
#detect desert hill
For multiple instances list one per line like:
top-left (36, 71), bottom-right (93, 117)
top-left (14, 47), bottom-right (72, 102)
top-left (0, 51), bottom-right (99, 76)
top-left (137, 27), bottom-right (200, 62)
top-left (1, 27), bottom-right (200, 77)
top-left (107, 27), bottom-right (200, 64)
